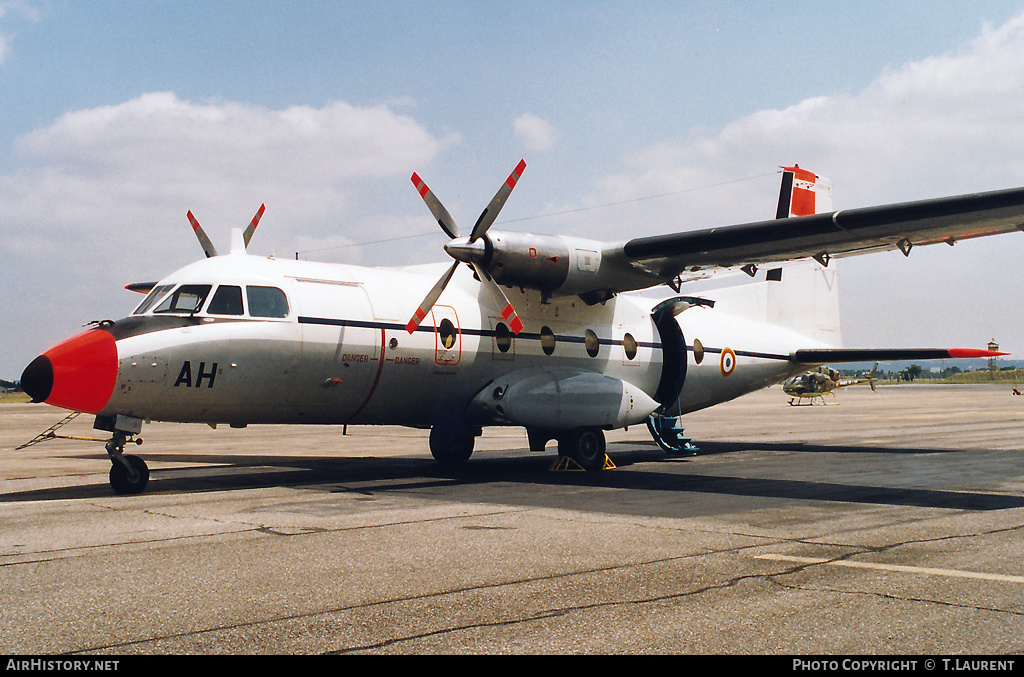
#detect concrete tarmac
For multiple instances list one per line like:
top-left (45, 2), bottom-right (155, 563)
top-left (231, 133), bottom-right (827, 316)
top-left (2, 383), bottom-right (1024, 655)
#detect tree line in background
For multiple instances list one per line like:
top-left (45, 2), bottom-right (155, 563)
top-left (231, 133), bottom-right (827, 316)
top-left (839, 366), bottom-right (1024, 384)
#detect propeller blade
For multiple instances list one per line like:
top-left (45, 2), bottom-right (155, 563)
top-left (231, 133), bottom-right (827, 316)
top-left (243, 203), bottom-right (266, 249)
top-left (406, 261), bottom-right (460, 334)
top-left (468, 159), bottom-right (527, 242)
top-left (187, 210), bottom-right (218, 258)
top-left (411, 172), bottom-right (459, 239)
top-left (470, 262), bottom-right (523, 335)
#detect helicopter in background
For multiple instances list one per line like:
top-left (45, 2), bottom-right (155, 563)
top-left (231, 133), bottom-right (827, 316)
top-left (783, 363), bottom-right (878, 405)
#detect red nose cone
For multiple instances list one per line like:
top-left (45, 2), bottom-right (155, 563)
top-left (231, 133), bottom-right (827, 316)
top-left (26, 329), bottom-right (118, 413)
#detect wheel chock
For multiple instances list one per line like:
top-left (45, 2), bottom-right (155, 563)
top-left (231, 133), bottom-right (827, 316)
top-left (549, 456), bottom-right (584, 472)
top-left (548, 454), bottom-right (616, 472)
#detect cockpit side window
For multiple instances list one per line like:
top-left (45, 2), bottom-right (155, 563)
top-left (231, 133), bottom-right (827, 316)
top-left (153, 284), bottom-right (212, 314)
top-left (247, 286), bottom-right (289, 318)
top-left (133, 284), bottom-right (174, 315)
top-left (207, 285), bottom-right (244, 316)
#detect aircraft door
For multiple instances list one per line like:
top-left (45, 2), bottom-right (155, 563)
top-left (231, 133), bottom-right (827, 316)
top-left (295, 281), bottom-right (381, 422)
top-left (651, 299), bottom-right (688, 415)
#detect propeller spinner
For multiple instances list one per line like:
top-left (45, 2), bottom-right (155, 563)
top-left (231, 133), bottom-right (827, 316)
top-left (406, 160), bottom-right (527, 334)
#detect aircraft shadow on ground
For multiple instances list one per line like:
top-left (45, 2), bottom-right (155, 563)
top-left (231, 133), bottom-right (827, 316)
top-left (3, 439), bottom-right (1022, 512)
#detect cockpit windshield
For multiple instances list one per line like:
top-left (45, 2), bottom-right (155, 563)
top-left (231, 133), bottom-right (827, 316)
top-left (133, 284), bottom-right (174, 315)
top-left (133, 282), bottom-right (290, 318)
top-left (152, 284), bottom-right (212, 314)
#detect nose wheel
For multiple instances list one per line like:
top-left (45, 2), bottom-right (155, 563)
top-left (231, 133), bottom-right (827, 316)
top-left (105, 432), bottom-right (149, 494)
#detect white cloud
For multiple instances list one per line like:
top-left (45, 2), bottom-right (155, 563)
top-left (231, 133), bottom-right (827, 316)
top-left (0, 0), bottom-right (43, 64)
top-left (513, 113), bottom-right (557, 153)
top-left (563, 11), bottom-right (1024, 235)
top-left (4, 92), bottom-right (454, 249)
top-left (18, 91), bottom-right (445, 185)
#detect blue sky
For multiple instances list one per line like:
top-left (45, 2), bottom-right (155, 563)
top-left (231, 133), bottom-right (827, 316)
top-left (3, 1), bottom-right (1024, 378)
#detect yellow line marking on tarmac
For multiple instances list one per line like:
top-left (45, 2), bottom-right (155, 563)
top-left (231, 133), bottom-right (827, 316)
top-left (756, 554), bottom-right (1024, 584)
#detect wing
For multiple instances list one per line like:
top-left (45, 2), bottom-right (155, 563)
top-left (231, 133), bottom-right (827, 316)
top-left (607, 184), bottom-right (1024, 289)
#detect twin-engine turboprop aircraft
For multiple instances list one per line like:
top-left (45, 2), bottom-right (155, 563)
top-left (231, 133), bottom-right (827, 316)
top-left (20, 161), bottom-right (1020, 494)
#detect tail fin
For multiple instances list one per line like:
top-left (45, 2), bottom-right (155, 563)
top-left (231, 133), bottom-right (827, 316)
top-left (766, 166), bottom-right (840, 346)
top-left (776, 165), bottom-right (832, 218)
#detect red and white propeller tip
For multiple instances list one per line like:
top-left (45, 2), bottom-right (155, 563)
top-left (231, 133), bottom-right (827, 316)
top-left (406, 160), bottom-right (527, 335)
top-left (243, 203), bottom-right (266, 248)
top-left (405, 261), bottom-right (459, 334)
top-left (187, 204), bottom-right (266, 257)
top-left (187, 210), bottom-right (218, 258)
top-left (411, 172), bottom-right (459, 239)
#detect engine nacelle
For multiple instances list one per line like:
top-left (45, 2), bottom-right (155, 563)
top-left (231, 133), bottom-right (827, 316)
top-left (484, 230), bottom-right (609, 300)
top-left (487, 231), bottom-right (569, 290)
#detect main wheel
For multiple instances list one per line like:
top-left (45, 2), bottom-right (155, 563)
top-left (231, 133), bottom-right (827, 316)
top-left (109, 454), bottom-right (150, 495)
top-left (429, 424), bottom-right (474, 466)
top-left (558, 427), bottom-right (607, 471)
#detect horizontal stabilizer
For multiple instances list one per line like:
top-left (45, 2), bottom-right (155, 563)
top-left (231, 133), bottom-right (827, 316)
top-left (792, 347), bottom-right (1008, 365)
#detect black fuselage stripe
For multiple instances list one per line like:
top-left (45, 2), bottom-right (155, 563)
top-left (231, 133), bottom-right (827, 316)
top-left (297, 315), bottom-right (792, 361)
top-left (297, 315), bottom-right (661, 349)
top-left (109, 314), bottom-right (793, 363)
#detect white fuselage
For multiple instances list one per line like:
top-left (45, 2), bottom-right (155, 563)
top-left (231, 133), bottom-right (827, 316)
top-left (97, 253), bottom-right (825, 430)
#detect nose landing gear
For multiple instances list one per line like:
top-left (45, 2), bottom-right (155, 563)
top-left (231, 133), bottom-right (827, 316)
top-left (105, 431), bottom-right (149, 495)
top-left (18, 412), bottom-right (152, 495)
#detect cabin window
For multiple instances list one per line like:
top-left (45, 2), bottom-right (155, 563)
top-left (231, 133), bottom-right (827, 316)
top-left (585, 329), bottom-right (600, 357)
top-left (153, 285), bottom-right (212, 314)
top-left (540, 326), bottom-right (556, 356)
top-left (494, 322), bottom-right (512, 353)
top-left (247, 286), bottom-right (289, 318)
top-left (133, 284), bottom-right (174, 315)
top-left (692, 339), bottom-right (705, 364)
top-left (438, 318), bottom-right (457, 349)
top-left (207, 285), bottom-right (244, 316)
top-left (623, 333), bottom-right (638, 360)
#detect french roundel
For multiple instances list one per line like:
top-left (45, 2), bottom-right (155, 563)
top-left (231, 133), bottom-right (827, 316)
top-left (720, 347), bottom-right (736, 377)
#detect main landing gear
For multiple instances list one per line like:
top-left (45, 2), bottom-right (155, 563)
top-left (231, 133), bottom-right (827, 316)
top-left (556, 427), bottom-right (609, 472)
top-left (429, 421), bottom-right (612, 472)
top-left (527, 426), bottom-right (612, 472)
top-left (428, 420), bottom-right (477, 466)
